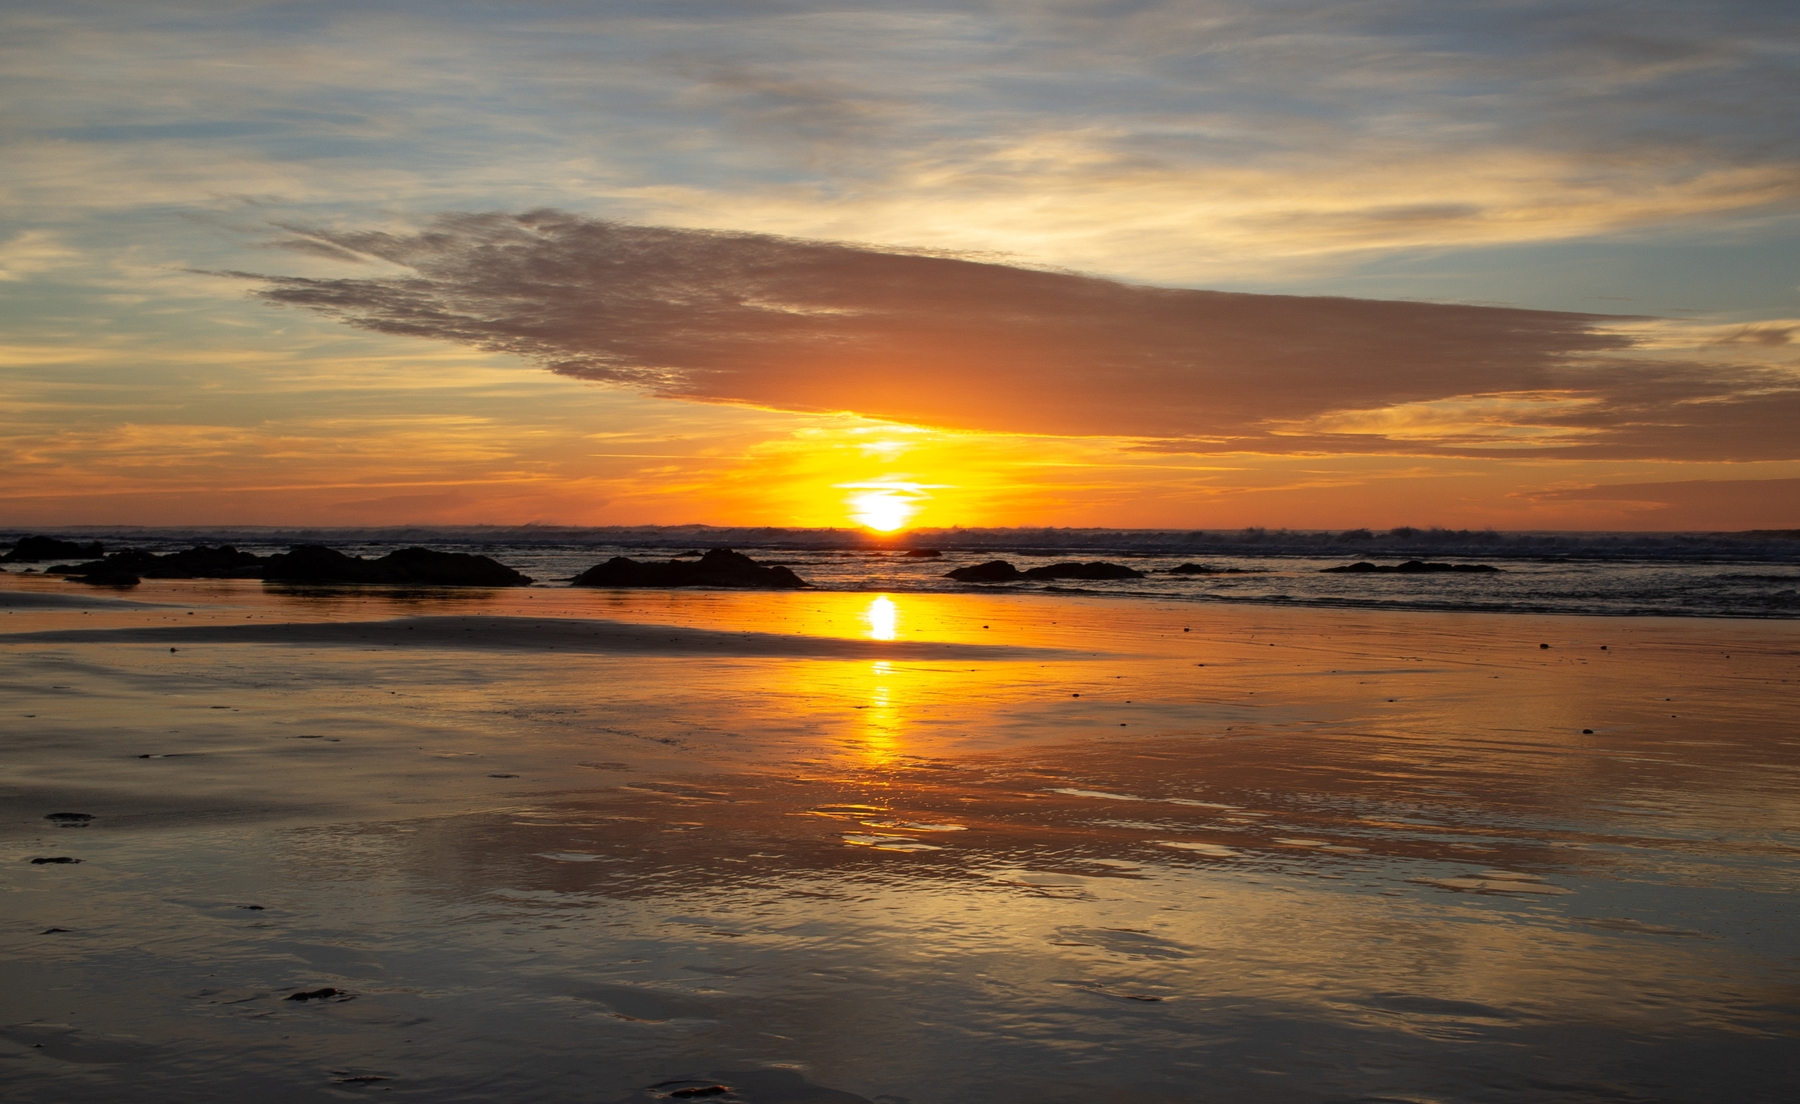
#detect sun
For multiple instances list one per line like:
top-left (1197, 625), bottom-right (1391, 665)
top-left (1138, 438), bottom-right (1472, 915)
top-left (845, 487), bottom-right (919, 532)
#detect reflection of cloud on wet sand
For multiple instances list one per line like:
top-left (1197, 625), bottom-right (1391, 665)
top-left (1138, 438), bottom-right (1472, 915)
top-left (335, 725), bottom-right (1796, 1098)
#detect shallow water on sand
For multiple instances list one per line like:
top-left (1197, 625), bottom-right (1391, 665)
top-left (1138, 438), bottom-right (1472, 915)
top-left (3, 579), bottom-right (1798, 1102)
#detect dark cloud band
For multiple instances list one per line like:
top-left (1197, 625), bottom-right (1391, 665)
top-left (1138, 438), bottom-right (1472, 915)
top-left (239, 211), bottom-right (1796, 460)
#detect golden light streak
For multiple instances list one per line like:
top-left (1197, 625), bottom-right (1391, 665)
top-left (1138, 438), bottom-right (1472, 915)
top-left (865, 595), bottom-right (898, 641)
top-left (860, 659), bottom-right (899, 767)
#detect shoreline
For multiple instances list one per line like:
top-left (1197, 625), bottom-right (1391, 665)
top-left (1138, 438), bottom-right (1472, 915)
top-left (8, 570), bottom-right (1800, 623)
top-left (6, 527), bottom-right (1799, 622)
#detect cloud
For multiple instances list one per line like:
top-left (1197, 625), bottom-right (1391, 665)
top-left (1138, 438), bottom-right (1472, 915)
top-left (1709, 325), bottom-right (1794, 348)
top-left (5, 0), bottom-right (1797, 285)
top-left (1522, 478), bottom-right (1800, 529)
top-left (236, 211), bottom-right (1799, 461)
top-left (0, 229), bottom-right (78, 280)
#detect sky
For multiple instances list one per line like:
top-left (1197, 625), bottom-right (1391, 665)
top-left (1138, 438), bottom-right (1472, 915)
top-left (3, 0), bottom-right (1798, 532)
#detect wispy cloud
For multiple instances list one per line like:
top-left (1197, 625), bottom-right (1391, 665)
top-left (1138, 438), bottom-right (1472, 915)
top-left (4, 1), bottom-right (1795, 282)
top-left (238, 211), bottom-right (1798, 461)
top-left (0, 230), bottom-right (78, 281)
top-left (1520, 477), bottom-right (1800, 527)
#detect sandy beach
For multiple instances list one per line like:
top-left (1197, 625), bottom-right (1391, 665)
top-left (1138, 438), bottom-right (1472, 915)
top-left (4, 577), bottom-right (1797, 1102)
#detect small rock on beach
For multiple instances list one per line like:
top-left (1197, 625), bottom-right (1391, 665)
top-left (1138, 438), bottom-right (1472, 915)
top-left (1322, 560), bottom-right (1499, 574)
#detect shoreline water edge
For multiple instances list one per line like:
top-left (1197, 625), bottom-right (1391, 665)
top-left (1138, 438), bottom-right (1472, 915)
top-left (3, 526), bottom-right (1798, 619)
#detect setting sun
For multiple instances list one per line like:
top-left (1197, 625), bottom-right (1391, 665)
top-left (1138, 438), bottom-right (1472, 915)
top-left (843, 482), bottom-right (929, 531)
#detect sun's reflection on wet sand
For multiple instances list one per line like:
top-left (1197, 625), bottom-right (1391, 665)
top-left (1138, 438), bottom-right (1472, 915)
top-left (864, 594), bottom-right (898, 641)
top-left (858, 659), bottom-right (900, 766)
top-left (853, 597), bottom-right (905, 765)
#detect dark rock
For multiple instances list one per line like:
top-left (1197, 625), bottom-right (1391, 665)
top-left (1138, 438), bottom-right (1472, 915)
top-left (45, 813), bottom-right (94, 826)
top-left (239, 905), bottom-right (265, 910)
top-left (42, 928), bottom-right (71, 934)
top-left (2, 536), bottom-right (104, 563)
top-left (1020, 561), bottom-right (1143, 581)
top-left (903, 549), bottom-right (942, 558)
top-left (334, 1075), bottom-right (389, 1084)
top-left (945, 560), bottom-right (1023, 582)
top-left (654, 1070), bottom-right (870, 1103)
top-left (262, 545), bottom-right (373, 583)
top-left (30, 857), bottom-right (81, 864)
top-left (571, 548), bottom-right (807, 589)
top-left (286, 987), bottom-right (347, 1002)
top-left (1321, 560), bottom-right (1500, 574)
top-left (1168, 563), bottom-right (1252, 575)
top-left (949, 559), bottom-right (1143, 582)
top-left (263, 545), bottom-right (532, 586)
top-left (64, 545), bottom-right (266, 580)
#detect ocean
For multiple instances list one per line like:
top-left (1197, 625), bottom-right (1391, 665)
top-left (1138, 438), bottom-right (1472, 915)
top-left (9, 525), bottom-right (1800, 618)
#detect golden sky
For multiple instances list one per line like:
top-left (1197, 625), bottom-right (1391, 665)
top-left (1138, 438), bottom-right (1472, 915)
top-left (2, 2), bottom-right (1797, 531)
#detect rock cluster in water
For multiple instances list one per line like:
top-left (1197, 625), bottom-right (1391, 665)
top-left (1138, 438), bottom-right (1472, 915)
top-left (571, 548), bottom-right (808, 589)
top-left (263, 546), bottom-right (533, 586)
top-left (1322, 560), bottom-right (1499, 574)
top-left (945, 560), bottom-right (1143, 583)
top-left (63, 545), bottom-right (265, 585)
top-left (52, 544), bottom-right (532, 587)
top-left (2, 536), bottom-right (105, 563)
top-left (1167, 563), bottom-right (1256, 575)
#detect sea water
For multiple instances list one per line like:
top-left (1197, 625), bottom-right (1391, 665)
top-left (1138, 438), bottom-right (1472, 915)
top-left (6, 525), bottom-right (1799, 618)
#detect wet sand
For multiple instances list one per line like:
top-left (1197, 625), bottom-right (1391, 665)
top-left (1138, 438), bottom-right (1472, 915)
top-left (3, 577), bottom-right (1797, 1102)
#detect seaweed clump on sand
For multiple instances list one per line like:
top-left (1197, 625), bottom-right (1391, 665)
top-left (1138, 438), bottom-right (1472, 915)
top-left (946, 560), bottom-right (1144, 583)
top-left (2, 536), bottom-right (106, 563)
top-left (1322, 560), bottom-right (1499, 574)
top-left (263, 545), bottom-right (533, 586)
top-left (571, 548), bottom-right (808, 589)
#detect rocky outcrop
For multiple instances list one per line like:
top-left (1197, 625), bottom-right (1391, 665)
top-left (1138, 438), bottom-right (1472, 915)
top-left (3, 536), bottom-right (105, 563)
top-left (571, 548), bottom-right (808, 589)
top-left (1322, 560), bottom-right (1499, 574)
top-left (62, 545), bottom-right (266, 580)
top-left (945, 559), bottom-right (1024, 582)
top-left (945, 560), bottom-right (1143, 583)
top-left (263, 546), bottom-right (533, 586)
top-left (1167, 563), bottom-right (1254, 575)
